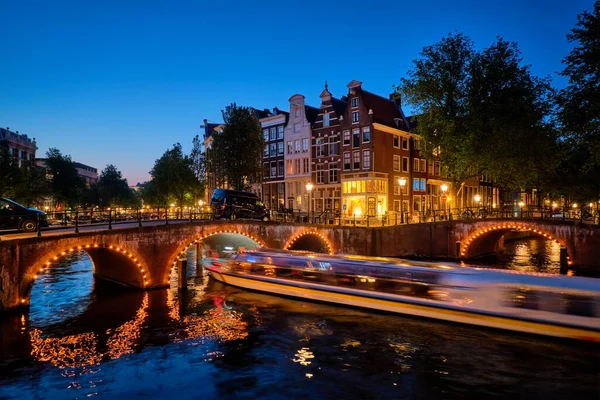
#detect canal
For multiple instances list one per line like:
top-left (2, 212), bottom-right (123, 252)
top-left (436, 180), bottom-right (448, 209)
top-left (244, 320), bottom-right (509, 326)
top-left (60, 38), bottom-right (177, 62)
top-left (0, 238), bottom-right (598, 399)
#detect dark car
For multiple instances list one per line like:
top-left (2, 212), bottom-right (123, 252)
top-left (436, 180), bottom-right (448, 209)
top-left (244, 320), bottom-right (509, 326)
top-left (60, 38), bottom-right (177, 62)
top-left (0, 197), bottom-right (49, 232)
top-left (211, 189), bottom-right (270, 221)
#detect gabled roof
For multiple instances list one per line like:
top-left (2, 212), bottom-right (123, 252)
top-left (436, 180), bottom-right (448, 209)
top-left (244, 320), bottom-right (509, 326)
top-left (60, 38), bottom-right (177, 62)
top-left (204, 123), bottom-right (222, 139)
top-left (361, 90), bottom-right (410, 130)
top-left (251, 108), bottom-right (271, 119)
top-left (331, 97), bottom-right (347, 118)
top-left (304, 105), bottom-right (319, 124)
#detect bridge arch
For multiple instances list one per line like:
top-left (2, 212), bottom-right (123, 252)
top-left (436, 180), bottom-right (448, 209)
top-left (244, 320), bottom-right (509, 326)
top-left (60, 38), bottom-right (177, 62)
top-left (21, 242), bottom-right (149, 306)
top-left (164, 229), bottom-right (267, 285)
top-left (283, 230), bottom-right (334, 254)
top-left (459, 221), bottom-right (573, 266)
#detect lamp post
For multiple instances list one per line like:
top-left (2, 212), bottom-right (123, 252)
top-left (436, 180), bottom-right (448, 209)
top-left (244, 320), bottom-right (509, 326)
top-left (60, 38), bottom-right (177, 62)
top-left (440, 184), bottom-right (448, 219)
top-left (519, 201), bottom-right (524, 218)
top-left (398, 177), bottom-right (407, 224)
top-left (305, 182), bottom-right (313, 223)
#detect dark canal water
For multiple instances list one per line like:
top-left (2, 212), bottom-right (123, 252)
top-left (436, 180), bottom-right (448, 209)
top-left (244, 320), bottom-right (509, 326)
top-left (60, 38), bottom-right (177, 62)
top-left (0, 238), bottom-right (598, 399)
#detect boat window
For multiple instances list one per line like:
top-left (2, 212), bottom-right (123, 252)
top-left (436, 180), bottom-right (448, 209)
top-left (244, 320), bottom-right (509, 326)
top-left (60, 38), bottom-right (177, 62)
top-left (564, 294), bottom-right (595, 318)
top-left (505, 288), bottom-right (539, 310)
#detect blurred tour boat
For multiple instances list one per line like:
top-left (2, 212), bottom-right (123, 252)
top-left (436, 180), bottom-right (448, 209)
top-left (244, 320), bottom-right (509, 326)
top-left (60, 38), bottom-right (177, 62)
top-left (205, 249), bottom-right (600, 341)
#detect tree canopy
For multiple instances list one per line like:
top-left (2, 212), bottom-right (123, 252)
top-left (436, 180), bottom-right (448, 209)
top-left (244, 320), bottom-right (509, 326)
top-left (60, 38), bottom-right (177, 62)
top-left (44, 148), bottom-right (85, 207)
top-left (555, 2), bottom-right (600, 202)
top-left (397, 33), bottom-right (558, 199)
top-left (95, 164), bottom-right (137, 207)
top-left (145, 143), bottom-right (198, 209)
top-left (207, 104), bottom-right (264, 191)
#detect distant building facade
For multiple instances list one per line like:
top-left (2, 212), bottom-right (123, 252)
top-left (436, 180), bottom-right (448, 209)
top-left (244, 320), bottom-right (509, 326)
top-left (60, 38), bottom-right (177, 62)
top-left (310, 83), bottom-right (346, 214)
top-left (258, 107), bottom-right (288, 211)
top-left (74, 162), bottom-right (98, 186)
top-left (0, 127), bottom-right (37, 167)
top-left (283, 94), bottom-right (318, 212)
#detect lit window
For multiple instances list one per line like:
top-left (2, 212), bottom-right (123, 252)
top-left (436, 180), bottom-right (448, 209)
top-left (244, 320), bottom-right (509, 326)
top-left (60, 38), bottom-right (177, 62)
top-left (420, 179), bottom-right (426, 191)
top-left (413, 178), bottom-right (419, 191)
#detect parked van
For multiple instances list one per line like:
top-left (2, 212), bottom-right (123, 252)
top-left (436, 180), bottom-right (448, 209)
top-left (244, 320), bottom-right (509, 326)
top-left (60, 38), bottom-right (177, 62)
top-left (0, 197), bottom-right (49, 232)
top-left (211, 189), bottom-right (270, 221)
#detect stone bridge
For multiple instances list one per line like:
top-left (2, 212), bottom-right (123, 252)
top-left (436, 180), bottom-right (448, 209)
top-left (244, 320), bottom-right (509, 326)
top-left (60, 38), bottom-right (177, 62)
top-left (1, 219), bottom-right (598, 311)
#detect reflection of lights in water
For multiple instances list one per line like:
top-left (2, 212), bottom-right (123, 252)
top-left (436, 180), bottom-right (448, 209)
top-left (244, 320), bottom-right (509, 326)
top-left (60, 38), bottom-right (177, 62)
top-left (167, 289), bottom-right (180, 322)
top-left (340, 338), bottom-right (361, 349)
top-left (388, 342), bottom-right (419, 372)
top-left (106, 293), bottom-right (149, 359)
top-left (29, 294), bottom-right (150, 372)
top-left (293, 347), bottom-right (314, 366)
top-left (29, 330), bottom-right (102, 371)
top-left (181, 308), bottom-right (248, 343)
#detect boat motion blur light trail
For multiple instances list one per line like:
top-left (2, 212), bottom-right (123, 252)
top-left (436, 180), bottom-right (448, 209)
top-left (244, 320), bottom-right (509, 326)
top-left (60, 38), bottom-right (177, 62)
top-left (205, 249), bottom-right (600, 341)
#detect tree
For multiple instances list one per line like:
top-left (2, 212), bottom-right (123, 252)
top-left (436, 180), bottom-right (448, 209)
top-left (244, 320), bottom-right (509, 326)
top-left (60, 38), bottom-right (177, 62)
top-left (96, 164), bottom-right (134, 207)
top-left (397, 33), bottom-right (558, 203)
top-left (556, 2), bottom-right (600, 202)
top-left (44, 148), bottom-right (85, 208)
top-left (13, 160), bottom-right (49, 207)
top-left (207, 103), bottom-right (264, 191)
top-left (149, 143), bottom-right (197, 215)
top-left (190, 134), bottom-right (206, 206)
top-left (0, 143), bottom-right (19, 198)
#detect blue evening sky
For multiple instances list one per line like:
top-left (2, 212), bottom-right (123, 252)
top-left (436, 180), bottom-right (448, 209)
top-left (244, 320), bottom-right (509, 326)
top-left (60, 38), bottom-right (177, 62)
top-left (1, 0), bottom-right (592, 184)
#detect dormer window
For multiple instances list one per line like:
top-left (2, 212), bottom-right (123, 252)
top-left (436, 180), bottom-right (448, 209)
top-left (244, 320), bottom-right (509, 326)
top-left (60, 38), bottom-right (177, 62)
top-left (351, 98), bottom-right (359, 108)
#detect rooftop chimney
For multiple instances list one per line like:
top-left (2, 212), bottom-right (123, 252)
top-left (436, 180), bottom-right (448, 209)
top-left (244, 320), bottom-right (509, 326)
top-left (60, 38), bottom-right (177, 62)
top-left (390, 93), bottom-right (401, 107)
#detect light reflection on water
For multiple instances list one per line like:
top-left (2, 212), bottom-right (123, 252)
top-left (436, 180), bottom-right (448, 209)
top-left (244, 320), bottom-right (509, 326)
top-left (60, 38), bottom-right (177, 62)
top-left (0, 242), bottom-right (598, 399)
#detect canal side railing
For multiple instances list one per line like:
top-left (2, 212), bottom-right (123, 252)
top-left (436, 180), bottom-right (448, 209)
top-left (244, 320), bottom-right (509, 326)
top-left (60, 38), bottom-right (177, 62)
top-left (1, 205), bottom-right (598, 237)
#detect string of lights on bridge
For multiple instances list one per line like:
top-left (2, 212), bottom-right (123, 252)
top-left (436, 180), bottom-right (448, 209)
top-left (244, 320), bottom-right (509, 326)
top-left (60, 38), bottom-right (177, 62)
top-left (21, 244), bottom-right (148, 304)
top-left (460, 223), bottom-right (572, 265)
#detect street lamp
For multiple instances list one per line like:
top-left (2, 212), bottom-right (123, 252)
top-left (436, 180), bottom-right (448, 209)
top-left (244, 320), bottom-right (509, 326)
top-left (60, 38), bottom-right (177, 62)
top-left (305, 182), bottom-right (314, 223)
top-left (398, 177), bottom-right (407, 223)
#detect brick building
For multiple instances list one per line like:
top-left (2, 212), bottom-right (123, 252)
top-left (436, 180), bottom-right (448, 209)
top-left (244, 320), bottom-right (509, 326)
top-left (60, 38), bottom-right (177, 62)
top-left (310, 82), bottom-right (346, 215)
top-left (259, 107), bottom-right (289, 211)
top-left (0, 127), bottom-right (37, 167)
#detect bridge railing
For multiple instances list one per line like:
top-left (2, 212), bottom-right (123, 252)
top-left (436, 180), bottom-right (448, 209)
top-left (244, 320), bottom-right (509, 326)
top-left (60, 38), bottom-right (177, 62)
top-left (271, 206), bottom-right (600, 227)
top-left (2, 205), bottom-right (598, 236)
